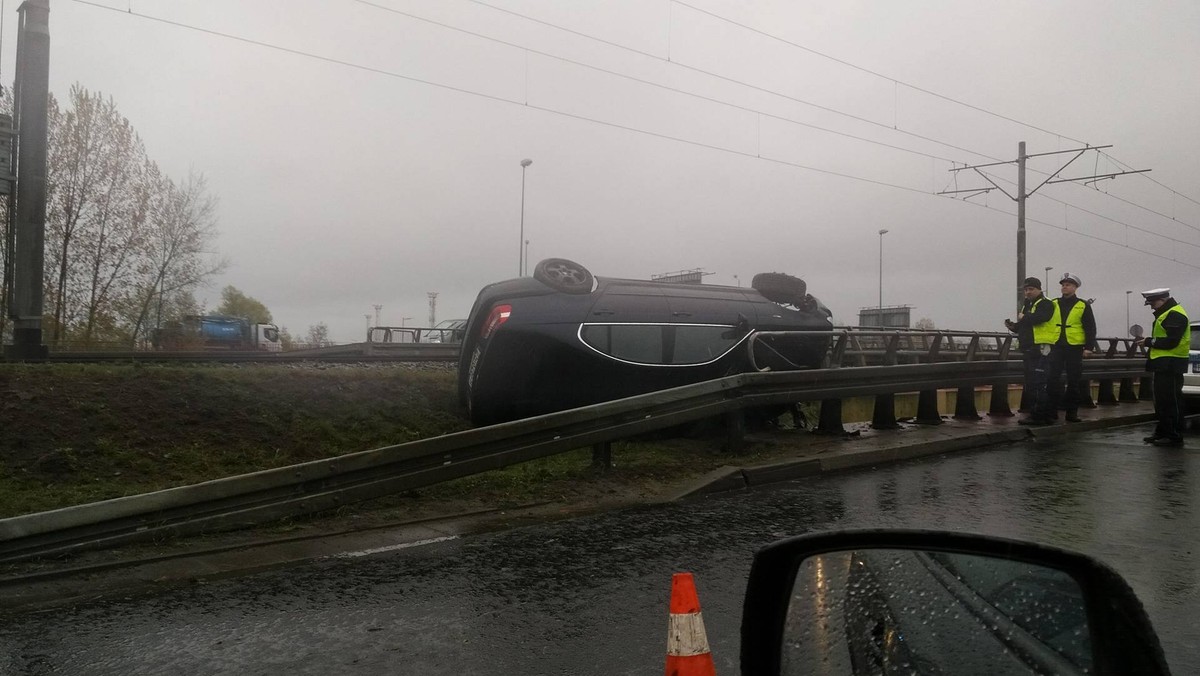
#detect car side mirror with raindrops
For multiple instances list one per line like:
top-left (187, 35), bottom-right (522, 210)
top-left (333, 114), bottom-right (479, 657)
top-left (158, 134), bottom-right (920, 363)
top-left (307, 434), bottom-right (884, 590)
top-left (740, 530), bottom-right (1170, 675)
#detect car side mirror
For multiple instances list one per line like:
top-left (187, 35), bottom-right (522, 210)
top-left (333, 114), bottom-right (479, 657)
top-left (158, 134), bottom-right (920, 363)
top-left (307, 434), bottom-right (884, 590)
top-left (740, 530), bottom-right (1170, 675)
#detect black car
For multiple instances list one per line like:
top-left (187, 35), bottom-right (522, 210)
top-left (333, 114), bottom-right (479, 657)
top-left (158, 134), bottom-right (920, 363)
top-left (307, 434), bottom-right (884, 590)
top-left (457, 258), bottom-right (833, 425)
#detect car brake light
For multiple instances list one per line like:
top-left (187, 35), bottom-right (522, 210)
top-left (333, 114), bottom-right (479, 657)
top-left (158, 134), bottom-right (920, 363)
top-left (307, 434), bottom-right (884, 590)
top-left (481, 304), bottom-right (512, 339)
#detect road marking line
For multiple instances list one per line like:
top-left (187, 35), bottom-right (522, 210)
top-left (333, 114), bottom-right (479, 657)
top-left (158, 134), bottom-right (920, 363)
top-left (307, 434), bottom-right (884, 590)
top-left (333, 535), bottom-right (459, 558)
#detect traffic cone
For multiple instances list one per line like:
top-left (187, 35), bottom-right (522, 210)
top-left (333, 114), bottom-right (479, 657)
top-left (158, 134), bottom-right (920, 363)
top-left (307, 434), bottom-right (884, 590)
top-left (665, 572), bottom-right (717, 676)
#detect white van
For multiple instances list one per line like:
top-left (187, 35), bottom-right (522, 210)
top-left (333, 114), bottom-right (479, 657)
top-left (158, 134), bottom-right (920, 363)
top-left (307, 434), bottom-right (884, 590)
top-left (1184, 321), bottom-right (1200, 411)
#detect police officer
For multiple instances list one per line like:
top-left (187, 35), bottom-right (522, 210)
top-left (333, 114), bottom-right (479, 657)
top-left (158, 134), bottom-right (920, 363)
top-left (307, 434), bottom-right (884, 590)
top-left (1035, 273), bottom-right (1097, 424)
top-left (1135, 288), bottom-right (1190, 446)
top-left (1005, 277), bottom-right (1055, 424)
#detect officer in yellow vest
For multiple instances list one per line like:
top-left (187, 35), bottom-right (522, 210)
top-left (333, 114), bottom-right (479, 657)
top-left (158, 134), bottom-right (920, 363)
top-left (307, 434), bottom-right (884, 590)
top-left (1135, 288), bottom-right (1190, 446)
top-left (1005, 277), bottom-right (1056, 424)
top-left (1035, 273), bottom-right (1097, 424)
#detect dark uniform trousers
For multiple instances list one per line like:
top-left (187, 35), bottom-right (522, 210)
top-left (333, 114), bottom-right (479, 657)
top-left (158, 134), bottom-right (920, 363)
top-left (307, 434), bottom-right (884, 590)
top-left (1043, 345), bottom-right (1084, 419)
top-left (1022, 348), bottom-right (1050, 417)
top-left (1152, 369), bottom-right (1186, 440)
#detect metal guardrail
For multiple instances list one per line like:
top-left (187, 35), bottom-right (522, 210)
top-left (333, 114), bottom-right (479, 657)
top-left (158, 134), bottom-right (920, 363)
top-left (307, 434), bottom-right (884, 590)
top-left (36, 342), bottom-right (461, 363)
top-left (0, 358), bottom-right (1147, 564)
top-left (28, 327), bottom-right (1141, 365)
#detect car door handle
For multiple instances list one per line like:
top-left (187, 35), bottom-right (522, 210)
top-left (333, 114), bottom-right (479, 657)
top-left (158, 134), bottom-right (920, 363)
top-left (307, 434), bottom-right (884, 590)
top-left (593, 309), bottom-right (615, 316)
top-left (672, 312), bottom-right (692, 317)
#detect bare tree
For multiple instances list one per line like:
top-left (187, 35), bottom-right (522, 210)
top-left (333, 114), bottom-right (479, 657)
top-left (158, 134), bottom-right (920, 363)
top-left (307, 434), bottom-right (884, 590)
top-left (44, 86), bottom-right (144, 342)
top-left (127, 170), bottom-right (227, 343)
top-left (305, 322), bottom-right (330, 348)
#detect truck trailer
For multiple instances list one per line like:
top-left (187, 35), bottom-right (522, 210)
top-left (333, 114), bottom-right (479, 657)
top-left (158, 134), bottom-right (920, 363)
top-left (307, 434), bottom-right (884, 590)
top-left (152, 315), bottom-right (282, 351)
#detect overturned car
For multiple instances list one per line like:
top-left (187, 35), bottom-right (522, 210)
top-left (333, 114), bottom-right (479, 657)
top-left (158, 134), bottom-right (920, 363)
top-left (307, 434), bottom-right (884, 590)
top-left (457, 258), bottom-right (833, 425)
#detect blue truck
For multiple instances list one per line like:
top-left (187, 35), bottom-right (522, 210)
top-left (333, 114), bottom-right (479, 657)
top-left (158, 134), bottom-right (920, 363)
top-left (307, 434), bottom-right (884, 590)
top-left (152, 315), bottom-right (282, 351)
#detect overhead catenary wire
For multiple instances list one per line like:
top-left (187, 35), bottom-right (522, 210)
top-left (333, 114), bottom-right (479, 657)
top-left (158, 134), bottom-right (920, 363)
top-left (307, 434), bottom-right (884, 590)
top-left (64, 0), bottom-right (1200, 272)
top-left (976, 169), bottom-right (1200, 250)
top-left (350, 0), bottom-right (966, 166)
top-left (670, 0), bottom-right (1088, 145)
top-left (1100, 150), bottom-right (1200, 210)
top-left (454, 0), bottom-right (1200, 237)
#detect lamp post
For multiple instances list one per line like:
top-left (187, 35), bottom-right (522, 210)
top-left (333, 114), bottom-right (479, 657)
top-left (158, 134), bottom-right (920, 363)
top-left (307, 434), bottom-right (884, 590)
top-left (1044, 266), bottom-right (1052, 290)
top-left (877, 229), bottom-right (888, 327)
top-left (733, 274), bottom-right (740, 287)
top-left (1125, 290), bottom-right (1132, 335)
top-left (519, 158), bottom-right (532, 276)
top-left (524, 239), bottom-right (530, 274)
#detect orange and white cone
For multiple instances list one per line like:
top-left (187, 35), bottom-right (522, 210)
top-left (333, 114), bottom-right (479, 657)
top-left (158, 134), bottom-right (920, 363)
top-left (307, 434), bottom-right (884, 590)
top-left (665, 572), bottom-right (717, 676)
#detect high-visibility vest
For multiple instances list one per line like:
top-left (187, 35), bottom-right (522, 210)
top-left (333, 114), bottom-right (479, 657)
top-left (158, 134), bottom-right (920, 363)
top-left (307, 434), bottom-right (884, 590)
top-left (1049, 298), bottom-right (1087, 346)
top-left (1029, 297), bottom-right (1057, 345)
top-left (1150, 305), bottom-right (1191, 360)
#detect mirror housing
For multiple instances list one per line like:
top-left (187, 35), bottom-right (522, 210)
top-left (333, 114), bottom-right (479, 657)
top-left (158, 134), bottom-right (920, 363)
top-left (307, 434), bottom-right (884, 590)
top-left (740, 530), bottom-right (1170, 675)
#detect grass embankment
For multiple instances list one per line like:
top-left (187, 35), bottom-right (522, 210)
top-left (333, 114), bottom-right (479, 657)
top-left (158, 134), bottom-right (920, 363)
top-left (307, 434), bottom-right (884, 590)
top-left (0, 363), bottom-right (752, 520)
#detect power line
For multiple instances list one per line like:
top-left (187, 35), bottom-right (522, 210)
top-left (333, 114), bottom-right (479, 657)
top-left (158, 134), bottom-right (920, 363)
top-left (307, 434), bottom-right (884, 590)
top-left (459, 0), bottom-right (1012, 164)
top-left (457, 0), bottom-right (1200, 237)
top-left (352, 0), bottom-right (965, 166)
top-left (1099, 150), bottom-right (1200, 209)
top-left (65, 0), bottom-right (1198, 272)
top-left (967, 167), bottom-right (1200, 245)
top-left (671, 0), bottom-right (1088, 145)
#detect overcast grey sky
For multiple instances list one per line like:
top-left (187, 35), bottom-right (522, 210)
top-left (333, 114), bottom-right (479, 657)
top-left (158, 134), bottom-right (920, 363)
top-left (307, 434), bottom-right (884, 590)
top-left (25, 0), bottom-right (1200, 341)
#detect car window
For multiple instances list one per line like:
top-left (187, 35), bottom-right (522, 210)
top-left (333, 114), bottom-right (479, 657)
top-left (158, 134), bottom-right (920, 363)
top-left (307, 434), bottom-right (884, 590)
top-left (580, 324), bottom-right (742, 365)
top-left (670, 325), bottom-right (744, 364)
top-left (581, 325), bottom-right (665, 364)
top-left (1191, 324), bottom-right (1199, 351)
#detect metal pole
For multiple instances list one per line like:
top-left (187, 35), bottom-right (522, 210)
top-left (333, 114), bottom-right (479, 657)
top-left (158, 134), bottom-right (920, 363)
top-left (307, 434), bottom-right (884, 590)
top-left (878, 228), bottom-right (888, 326)
top-left (1044, 266), bottom-right (1052, 288)
top-left (7, 0), bottom-right (50, 359)
top-left (519, 158), bottom-right (532, 276)
top-left (1125, 290), bottom-right (1131, 335)
top-left (1016, 141), bottom-right (1027, 313)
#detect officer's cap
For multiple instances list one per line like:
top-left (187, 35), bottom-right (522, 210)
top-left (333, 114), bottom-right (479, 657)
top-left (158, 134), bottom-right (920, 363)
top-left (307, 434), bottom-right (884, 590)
top-left (1141, 288), bottom-right (1170, 305)
top-left (1059, 272), bottom-right (1081, 287)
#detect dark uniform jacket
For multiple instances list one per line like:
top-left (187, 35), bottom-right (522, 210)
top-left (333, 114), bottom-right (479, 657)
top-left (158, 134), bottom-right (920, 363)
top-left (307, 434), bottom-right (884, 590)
top-left (1011, 294), bottom-right (1055, 352)
top-left (1055, 295), bottom-right (1099, 351)
top-left (1143, 298), bottom-right (1189, 374)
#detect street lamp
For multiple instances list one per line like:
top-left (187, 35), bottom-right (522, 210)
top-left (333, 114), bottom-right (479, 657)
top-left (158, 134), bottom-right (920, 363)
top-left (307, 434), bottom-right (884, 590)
top-left (878, 229), bottom-right (889, 327)
top-left (519, 158), bottom-right (532, 276)
top-left (733, 274), bottom-right (740, 287)
top-left (524, 239), bottom-right (530, 274)
top-left (1044, 266), bottom-right (1053, 289)
top-left (1125, 290), bottom-right (1132, 335)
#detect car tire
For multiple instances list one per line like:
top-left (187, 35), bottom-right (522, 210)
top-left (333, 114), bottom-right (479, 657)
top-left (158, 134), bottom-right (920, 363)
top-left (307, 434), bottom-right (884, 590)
top-left (751, 272), bottom-right (807, 305)
top-left (533, 258), bottom-right (594, 294)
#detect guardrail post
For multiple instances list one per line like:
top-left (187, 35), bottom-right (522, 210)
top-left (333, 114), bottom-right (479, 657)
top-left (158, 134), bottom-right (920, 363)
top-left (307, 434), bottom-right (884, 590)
top-left (953, 335), bottom-right (981, 420)
top-left (915, 389), bottom-right (943, 425)
top-left (815, 398), bottom-right (845, 435)
top-left (871, 395), bottom-right (899, 429)
top-left (723, 410), bottom-right (745, 454)
top-left (1077, 378), bottom-right (1096, 409)
top-left (871, 334), bottom-right (900, 429)
top-left (1096, 378), bottom-right (1118, 405)
top-left (1118, 377), bottom-right (1139, 402)
top-left (954, 386), bottom-right (981, 420)
top-left (915, 335), bottom-right (945, 424)
top-left (591, 442), bottom-right (613, 470)
top-left (988, 335), bottom-right (1014, 417)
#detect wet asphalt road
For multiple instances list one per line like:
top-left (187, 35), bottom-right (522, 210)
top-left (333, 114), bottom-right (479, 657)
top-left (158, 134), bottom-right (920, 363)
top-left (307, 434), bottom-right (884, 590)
top-left (2, 423), bottom-right (1197, 675)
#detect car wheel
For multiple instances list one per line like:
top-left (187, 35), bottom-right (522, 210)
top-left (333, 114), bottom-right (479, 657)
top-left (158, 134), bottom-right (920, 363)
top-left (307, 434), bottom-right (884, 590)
top-left (533, 258), bottom-right (594, 294)
top-left (751, 272), bottom-right (807, 305)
